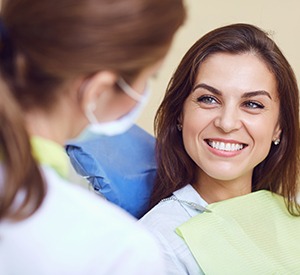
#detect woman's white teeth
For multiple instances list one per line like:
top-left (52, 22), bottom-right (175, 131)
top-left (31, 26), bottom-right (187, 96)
top-left (208, 140), bottom-right (244, 151)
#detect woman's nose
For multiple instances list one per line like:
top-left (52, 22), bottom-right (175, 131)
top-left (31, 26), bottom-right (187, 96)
top-left (213, 107), bottom-right (242, 133)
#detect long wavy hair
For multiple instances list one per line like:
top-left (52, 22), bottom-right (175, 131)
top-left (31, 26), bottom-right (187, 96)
top-left (151, 23), bottom-right (300, 216)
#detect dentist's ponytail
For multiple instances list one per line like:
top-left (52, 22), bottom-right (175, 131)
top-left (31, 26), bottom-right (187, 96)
top-left (0, 78), bottom-right (45, 221)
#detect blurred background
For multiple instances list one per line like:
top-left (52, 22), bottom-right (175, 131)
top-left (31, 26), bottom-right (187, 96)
top-left (137, 0), bottom-right (300, 134)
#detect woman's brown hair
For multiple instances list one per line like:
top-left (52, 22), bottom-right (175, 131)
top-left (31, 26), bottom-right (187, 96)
top-left (1, 0), bottom-right (185, 111)
top-left (0, 0), bottom-right (185, 220)
top-left (151, 23), bottom-right (300, 216)
top-left (0, 80), bottom-right (45, 220)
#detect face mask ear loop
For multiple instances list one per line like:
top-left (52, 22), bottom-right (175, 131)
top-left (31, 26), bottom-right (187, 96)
top-left (117, 77), bottom-right (143, 102)
top-left (85, 102), bottom-right (99, 125)
top-left (77, 75), bottom-right (99, 125)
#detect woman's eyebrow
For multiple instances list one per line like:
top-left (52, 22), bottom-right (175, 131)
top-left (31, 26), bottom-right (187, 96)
top-left (193, 83), bottom-right (272, 100)
top-left (192, 83), bottom-right (222, 95)
top-left (241, 90), bottom-right (272, 100)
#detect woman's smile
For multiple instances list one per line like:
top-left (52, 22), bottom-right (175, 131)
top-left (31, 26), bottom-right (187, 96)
top-left (204, 138), bottom-right (248, 157)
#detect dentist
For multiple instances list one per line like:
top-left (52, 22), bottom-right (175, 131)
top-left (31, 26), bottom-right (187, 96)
top-left (0, 0), bottom-right (185, 274)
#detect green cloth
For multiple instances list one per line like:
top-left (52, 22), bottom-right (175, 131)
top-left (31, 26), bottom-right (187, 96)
top-left (176, 190), bottom-right (300, 274)
top-left (31, 136), bottom-right (69, 178)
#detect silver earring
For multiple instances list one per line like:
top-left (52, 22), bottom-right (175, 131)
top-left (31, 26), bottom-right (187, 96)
top-left (177, 124), bottom-right (182, 131)
top-left (273, 138), bottom-right (280, 145)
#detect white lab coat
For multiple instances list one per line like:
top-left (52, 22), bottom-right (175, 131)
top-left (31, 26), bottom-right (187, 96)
top-left (0, 165), bottom-right (165, 275)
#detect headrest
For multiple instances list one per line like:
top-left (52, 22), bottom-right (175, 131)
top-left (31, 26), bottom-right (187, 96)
top-left (65, 125), bottom-right (156, 218)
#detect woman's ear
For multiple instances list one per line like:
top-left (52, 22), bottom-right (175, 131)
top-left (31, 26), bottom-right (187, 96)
top-left (78, 71), bottom-right (118, 110)
top-left (273, 122), bottom-right (282, 141)
top-left (176, 114), bottom-right (183, 131)
top-left (177, 113), bottom-right (183, 125)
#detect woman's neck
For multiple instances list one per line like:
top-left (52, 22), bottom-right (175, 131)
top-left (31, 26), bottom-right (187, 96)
top-left (25, 110), bottom-right (68, 145)
top-left (193, 173), bottom-right (252, 204)
top-left (24, 79), bottom-right (88, 145)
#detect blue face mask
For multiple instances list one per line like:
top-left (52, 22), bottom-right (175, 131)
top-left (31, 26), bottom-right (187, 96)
top-left (85, 78), bottom-right (150, 136)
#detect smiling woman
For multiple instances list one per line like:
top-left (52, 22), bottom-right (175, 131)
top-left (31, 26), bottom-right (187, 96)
top-left (139, 23), bottom-right (300, 274)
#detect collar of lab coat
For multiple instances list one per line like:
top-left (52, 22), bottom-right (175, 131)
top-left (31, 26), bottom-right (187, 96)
top-left (31, 136), bottom-right (69, 178)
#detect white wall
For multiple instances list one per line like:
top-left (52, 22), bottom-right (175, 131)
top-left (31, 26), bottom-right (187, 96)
top-left (137, 0), bottom-right (300, 134)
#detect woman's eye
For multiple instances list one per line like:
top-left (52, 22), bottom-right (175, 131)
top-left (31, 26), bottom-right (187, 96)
top-left (243, 101), bottom-right (265, 109)
top-left (197, 95), bottom-right (218, 105)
